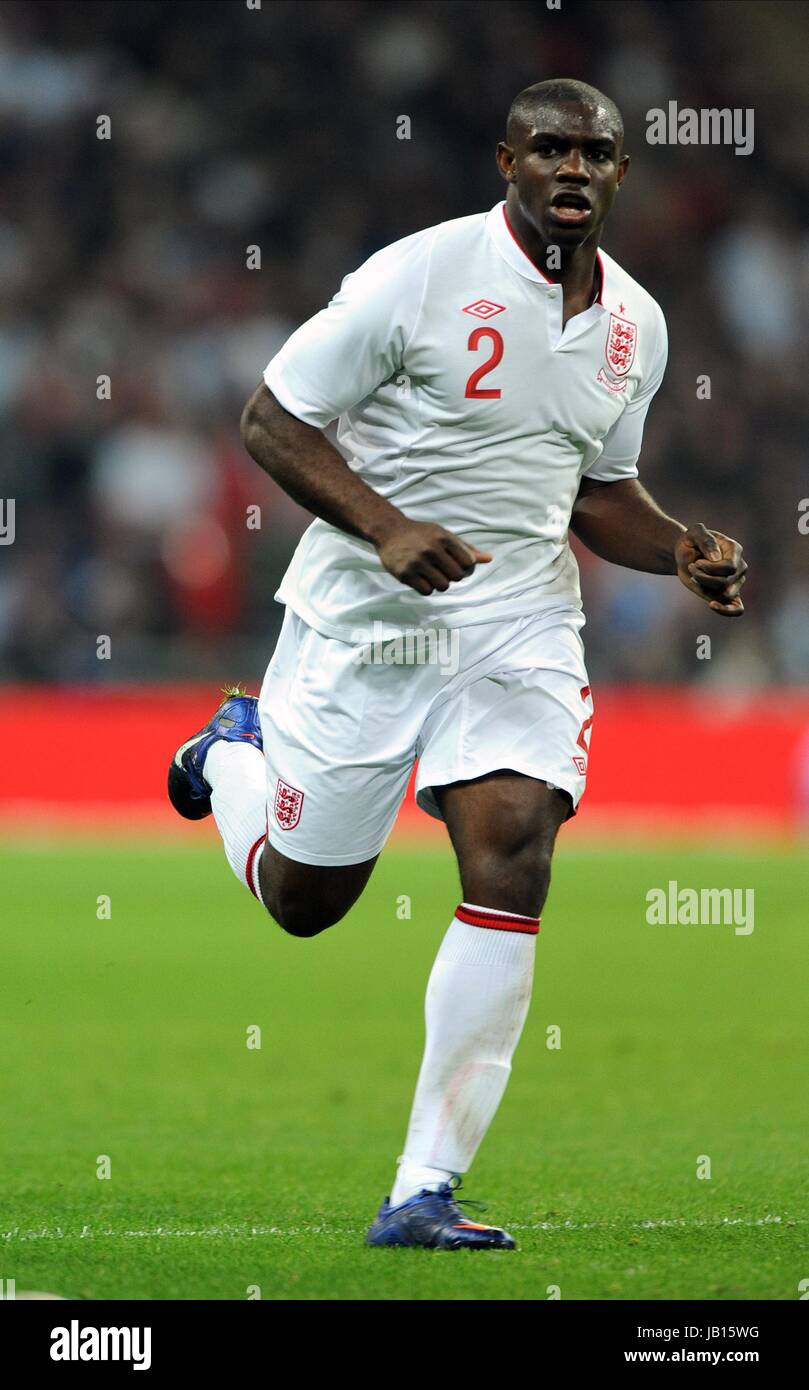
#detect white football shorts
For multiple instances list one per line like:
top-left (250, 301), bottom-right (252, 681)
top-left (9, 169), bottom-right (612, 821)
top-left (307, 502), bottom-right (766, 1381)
top-left (258, 605), bottom-right (594, 866)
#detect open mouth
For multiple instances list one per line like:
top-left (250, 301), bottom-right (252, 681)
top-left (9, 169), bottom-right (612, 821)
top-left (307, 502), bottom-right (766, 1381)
top-left (549, 193), bottom-right (592, 225)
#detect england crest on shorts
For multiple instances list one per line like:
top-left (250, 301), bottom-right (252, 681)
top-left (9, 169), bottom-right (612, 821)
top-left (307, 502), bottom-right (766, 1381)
top-left (605, 312), bottom-right (637, 376)
top-left (275, 777), bottom-right (304, 830)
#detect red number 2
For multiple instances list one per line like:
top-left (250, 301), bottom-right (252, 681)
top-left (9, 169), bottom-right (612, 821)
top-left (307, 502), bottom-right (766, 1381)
top-left (465, 327), bottom-right (503, 399)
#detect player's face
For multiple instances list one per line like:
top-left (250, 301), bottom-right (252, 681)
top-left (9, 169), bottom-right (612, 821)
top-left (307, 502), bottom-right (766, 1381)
top-left (498, 102), bottom-right (628, 248)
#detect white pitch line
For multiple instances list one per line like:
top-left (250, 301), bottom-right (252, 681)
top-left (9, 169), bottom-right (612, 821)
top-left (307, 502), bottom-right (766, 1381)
top-left (520, 1214), bottom-right (801, 1232)
top-left (0, 1214), bottom-right (802, 1242)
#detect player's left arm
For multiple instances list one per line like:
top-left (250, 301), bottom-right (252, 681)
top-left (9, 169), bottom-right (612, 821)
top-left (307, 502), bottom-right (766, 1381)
top-left (571, 305), bottom-right (746, 616)
top-left (569, 475), bottom-right (747, 617)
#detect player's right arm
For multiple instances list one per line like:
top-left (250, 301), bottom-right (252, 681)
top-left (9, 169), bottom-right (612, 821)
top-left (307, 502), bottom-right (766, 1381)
top-left (241, 385), bottom-right (489, 596)
top-left (241, 230), bottom-right (489, 597)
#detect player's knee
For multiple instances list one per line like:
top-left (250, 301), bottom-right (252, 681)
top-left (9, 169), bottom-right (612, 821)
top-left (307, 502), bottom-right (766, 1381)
top-left (258, 850), bottom-right (373, 938)
top-left (462, 836), bottom-right (555, 917)
top-left (264, 889), bottom-right (346, 938)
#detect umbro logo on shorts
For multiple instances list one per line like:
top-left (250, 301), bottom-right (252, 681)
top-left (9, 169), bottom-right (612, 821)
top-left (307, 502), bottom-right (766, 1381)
top-left (275, 777), bottom-right (304, 830)
top-left (462, 299), bottom-right (506, 319)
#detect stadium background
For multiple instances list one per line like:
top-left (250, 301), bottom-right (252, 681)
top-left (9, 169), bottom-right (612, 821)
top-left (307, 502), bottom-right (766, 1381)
top-left (1, 0), bottom-right (809, 833)
top-left (1, 0), bottom-right (807, 1302)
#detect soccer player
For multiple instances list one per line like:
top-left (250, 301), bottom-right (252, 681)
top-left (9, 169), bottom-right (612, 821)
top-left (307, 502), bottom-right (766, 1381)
top-left (168, 79), bottom-right (746, 1250)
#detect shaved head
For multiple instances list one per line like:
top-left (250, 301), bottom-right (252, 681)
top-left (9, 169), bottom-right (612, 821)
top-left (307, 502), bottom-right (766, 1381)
top-left (506, 78), bottom-right (624, 149)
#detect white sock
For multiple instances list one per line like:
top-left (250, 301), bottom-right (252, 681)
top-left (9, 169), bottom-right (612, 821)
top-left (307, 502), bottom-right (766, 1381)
top-left (389, 902), bottom-right (539, 1206)
top-left (205, 741), bottom-right (267, 903)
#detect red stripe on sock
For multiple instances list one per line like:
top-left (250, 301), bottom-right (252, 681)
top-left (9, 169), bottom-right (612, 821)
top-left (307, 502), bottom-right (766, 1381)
top-left (245, 832), bottom-right (267, 900)
top-left (455, 904), bottom-right (540, 934)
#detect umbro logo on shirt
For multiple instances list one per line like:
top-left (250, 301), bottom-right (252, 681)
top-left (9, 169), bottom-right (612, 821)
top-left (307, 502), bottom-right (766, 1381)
top-left (462, 299), bottom-right (506, 319)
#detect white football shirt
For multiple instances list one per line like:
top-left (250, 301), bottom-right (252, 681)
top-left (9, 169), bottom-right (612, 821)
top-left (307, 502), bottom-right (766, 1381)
top-left (264, 200), bottom-right (668, 639)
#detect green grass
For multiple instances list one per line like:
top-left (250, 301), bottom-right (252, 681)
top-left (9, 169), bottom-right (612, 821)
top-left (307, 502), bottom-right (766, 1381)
top-left (0, 837), bottom-right (807, 1300)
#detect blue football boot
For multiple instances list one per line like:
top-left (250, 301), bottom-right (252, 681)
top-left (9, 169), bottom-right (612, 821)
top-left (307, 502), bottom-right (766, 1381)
top-left (167, 685), bottom-right (262, 821)
top-left (366, 1178), bottom-right (517, 1250)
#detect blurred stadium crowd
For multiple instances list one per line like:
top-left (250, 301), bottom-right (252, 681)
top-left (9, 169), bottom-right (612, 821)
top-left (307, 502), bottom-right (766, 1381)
top-left (0, 0), bottom-right (807, 685)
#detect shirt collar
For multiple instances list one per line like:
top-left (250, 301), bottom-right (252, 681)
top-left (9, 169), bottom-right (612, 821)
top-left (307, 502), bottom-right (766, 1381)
top-left (486, 199), bottom-right (607, 308)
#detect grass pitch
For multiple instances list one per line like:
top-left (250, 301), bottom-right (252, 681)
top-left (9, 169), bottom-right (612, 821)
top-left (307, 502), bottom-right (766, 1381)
top-left (0, 836), bottom-right (806, 1301)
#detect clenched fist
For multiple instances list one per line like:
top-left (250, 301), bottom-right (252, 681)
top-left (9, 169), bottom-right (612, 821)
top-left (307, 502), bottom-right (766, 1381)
top-left (674, 523), bottom-right (747, 617)
top-left (374, 518), bottom-right (492, 596)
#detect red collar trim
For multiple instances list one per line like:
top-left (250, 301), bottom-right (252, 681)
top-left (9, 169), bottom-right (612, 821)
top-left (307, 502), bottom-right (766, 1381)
top-left (594, 250), bottom-right (605, 305)
top-left (502, 204), bottom-right (605, 306)
top-left (501, 204), bottom-right (552, 282)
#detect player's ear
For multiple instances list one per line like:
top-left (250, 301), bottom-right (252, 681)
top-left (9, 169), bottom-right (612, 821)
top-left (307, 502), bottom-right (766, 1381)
top-left (496, 141), bottom-right (516, 182)
top-left (616, 154), bottom-right (629, 187)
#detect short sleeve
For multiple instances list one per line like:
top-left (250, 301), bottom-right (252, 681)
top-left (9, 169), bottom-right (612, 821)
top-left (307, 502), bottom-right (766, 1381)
top-left (263, 228), bottom-right (434, 428)
top-left (584, 306), bottom-right (668, 482)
